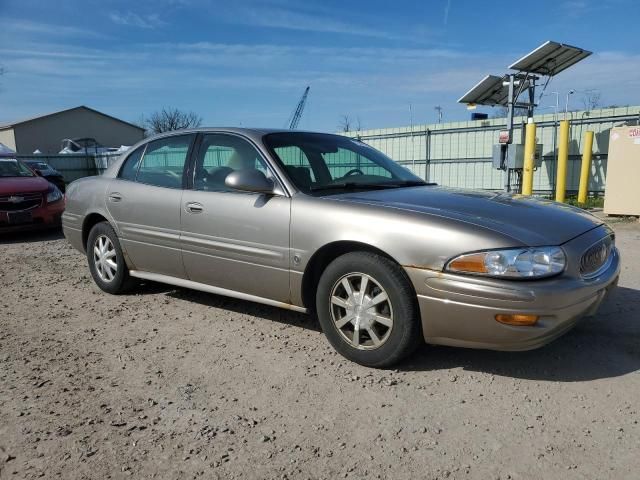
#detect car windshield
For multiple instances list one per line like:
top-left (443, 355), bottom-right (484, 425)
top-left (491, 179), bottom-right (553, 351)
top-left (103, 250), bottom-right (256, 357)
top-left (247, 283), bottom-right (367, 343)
top-left (27, 162), bottom-right (50, 170)
top-left (0, 159), bottom-right (35, 177)
top-left (264, 132), bottom-right (426, 195)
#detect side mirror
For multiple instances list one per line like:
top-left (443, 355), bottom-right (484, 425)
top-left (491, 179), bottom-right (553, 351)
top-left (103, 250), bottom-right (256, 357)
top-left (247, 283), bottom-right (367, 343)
top-left (225, 169), bottom-right (274, 194)
top-left (34, 169), bottom-right (43, 176)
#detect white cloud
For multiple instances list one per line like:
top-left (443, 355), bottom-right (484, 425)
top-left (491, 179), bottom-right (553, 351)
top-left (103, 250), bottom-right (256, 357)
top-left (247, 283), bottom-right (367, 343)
top-left (0, 36), bottom-right (638, 129)
top-left (443, 0), bottom-right (452, 25)
top-left (214, 2), bottom-right (427, 42)
top-left (0, 18), bottom-right (104, 38)
top-left (109, 11), bottom-right (166, 29)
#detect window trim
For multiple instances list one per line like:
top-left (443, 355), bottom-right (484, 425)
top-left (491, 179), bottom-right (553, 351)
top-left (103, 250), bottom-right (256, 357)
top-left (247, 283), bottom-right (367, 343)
top-left (188, 132), bottom-right (289, 196)
top-left (118, 133), bottom-right (197, 189)
top-left (117, 143), bottom-right (147, 181)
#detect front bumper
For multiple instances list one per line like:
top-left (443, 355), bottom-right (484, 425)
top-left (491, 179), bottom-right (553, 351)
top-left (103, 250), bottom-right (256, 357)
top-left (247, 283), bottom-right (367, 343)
top-left (0, 200), bottom-right (65, 233)
top-left (405, 226), bottom-right (621, 351)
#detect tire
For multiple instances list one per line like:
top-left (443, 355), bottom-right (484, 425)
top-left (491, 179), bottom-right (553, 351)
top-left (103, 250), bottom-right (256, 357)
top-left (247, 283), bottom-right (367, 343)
top-left (86, 221), bottom-right (135, 294)
top-left (316, 251), bottom-right (422, 368)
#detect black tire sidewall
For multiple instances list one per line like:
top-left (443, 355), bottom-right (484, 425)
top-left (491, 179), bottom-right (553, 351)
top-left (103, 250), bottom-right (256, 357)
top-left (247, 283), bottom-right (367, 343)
top-left (316, 252), bottom-right (422, 368)
top-left (86, 222), bottom-right (131, 294)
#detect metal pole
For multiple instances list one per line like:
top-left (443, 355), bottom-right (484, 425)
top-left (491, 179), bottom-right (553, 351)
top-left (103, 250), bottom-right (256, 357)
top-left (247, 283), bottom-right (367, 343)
top-left (578, 131), bottom-right (594, 204)
top-left (522, 119), bottom-right (537, 195)
top-left (564, 90), bottom-right (574, 120)
top-left (504, 74), bottom-right (515, 192)
top-left (556, 120), bottom-right (570, 202)
top-left (552, 104), bottom-right (558, 198)
top-left (424, 129), bottom-right (431, 182)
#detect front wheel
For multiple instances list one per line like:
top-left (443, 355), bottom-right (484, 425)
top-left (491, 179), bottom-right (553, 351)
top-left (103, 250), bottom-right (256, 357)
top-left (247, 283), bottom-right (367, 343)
top-left (86, 221), bottom-right (135, 294)
top-left (316, 252), bottom-right (422, 367)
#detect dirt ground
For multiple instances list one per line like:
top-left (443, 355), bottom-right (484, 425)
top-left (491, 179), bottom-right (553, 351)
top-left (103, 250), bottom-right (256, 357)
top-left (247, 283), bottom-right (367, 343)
top-left (1, 218), bottom-right (639, 480)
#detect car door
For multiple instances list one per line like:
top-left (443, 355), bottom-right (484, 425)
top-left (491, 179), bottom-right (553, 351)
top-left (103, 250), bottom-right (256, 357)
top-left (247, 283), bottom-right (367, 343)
top-left (180, 133), bottom-right (291, 302)
top-left (106, 133), bottom-right (195, 278)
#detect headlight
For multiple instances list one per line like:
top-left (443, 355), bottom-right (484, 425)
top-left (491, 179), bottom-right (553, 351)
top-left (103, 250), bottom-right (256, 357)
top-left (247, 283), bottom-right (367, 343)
top-left (46, 185), bottom-right (63, 203)
top-left (445, 246), bottom-right (566, 279)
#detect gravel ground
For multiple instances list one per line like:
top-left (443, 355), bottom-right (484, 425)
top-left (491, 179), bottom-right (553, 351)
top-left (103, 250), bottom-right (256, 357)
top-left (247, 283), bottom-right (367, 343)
top-left (1, 219), bottom-right (639, 480)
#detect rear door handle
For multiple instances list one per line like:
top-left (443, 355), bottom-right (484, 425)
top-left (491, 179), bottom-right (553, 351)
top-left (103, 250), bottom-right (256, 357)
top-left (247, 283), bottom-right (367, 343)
top-left (186, 202), bottom-right (204, 213)
top-left (108, 192), bottom-right (123, 202)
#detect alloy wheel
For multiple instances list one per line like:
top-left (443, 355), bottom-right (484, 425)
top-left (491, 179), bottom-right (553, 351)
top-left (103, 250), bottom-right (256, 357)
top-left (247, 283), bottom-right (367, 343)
top-left (329, 273), bottom-right (394, 350)
top-left (93, 235), bottom-right (117, 282)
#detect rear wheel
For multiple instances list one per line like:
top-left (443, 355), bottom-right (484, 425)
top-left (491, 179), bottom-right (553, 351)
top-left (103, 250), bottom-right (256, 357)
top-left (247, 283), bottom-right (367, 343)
top-left (316, 252), bottom-right (422, 367)
top-left (86, 221), bottom-right (135, 294)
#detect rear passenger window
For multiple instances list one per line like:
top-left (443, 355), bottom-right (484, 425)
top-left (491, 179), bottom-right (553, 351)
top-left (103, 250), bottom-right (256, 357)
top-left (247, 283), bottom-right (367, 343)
top-left (136, 135), bottom-right (193, 189)
top-left (119, 145), bottom-right (145, 181)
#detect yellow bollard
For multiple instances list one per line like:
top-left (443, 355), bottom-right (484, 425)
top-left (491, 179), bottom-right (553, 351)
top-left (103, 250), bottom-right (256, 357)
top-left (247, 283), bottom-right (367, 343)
top-left (522, 121), bottom-right (536, 195)
top-left (577, 131), bottom-right (594, 205)
top-left (555, 120), bottom-right (570, 202)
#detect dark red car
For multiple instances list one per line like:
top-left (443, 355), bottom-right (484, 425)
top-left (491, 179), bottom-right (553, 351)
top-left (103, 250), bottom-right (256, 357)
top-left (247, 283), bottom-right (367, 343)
top-left (0, 158), bottom-right (65, 232)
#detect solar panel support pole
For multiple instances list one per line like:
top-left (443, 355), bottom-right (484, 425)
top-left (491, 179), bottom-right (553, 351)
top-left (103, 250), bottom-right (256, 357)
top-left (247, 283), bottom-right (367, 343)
top-left (503, 74), bottom-right (515, 192)
top-left (527, 81), bottom-right (536, 119)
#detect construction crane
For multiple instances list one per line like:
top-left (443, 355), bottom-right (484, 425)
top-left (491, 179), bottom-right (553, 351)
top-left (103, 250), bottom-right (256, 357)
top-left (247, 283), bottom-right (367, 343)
top-left (288, 86), bottom-right (310, 129)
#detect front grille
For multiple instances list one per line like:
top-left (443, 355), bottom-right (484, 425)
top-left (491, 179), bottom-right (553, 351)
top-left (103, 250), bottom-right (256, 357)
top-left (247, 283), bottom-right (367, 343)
top-left (0, 192), bottom-right (43, 212)
top-left (580, 235), bottom-right (614, 279)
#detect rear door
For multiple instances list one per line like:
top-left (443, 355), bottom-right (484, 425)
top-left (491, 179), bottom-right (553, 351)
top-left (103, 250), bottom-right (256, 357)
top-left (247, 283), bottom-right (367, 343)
top-left (106, 134), bottom-right (195, 278)
top-left (180, 133), bottom-right (291, 302)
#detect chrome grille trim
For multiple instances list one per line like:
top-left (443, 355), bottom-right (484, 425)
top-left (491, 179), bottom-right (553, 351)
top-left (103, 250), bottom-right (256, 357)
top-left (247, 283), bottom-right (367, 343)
top-left (0, 192), bottom-right (43, 212)
top-left (580, 235), bottom-right (614, 279)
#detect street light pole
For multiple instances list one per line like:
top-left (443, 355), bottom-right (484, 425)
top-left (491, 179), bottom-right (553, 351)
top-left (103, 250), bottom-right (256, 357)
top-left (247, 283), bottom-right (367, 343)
top-left (565, 89), bottom-right (575, 119)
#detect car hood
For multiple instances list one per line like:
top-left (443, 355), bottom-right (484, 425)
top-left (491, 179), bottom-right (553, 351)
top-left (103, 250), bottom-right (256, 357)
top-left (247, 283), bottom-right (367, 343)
top-left (330, 186), bottom-right (602, 246)
top-left (0, 176), bottom-right (50, 195)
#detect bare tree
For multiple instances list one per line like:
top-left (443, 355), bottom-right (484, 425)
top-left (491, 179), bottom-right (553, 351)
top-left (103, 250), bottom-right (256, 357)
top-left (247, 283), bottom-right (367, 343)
top-left (338, 114), bottom-right (352, 132)
top-left (145, 107), bottom-right (203, 134)
top-left (132, 114), bottom-right (150, 136)
top-left (355, 116), bottom-right (362, 132)
top-left (581, 91), bottom-right (602, 111)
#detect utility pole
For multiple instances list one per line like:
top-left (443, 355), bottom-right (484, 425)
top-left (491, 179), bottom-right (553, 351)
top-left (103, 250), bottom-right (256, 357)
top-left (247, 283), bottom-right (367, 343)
top-left (434, 106), bottom-right (443, 123)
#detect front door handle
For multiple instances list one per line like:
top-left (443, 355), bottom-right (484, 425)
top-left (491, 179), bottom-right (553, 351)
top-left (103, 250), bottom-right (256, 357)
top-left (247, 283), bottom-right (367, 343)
top-left (108, 192), bottom-right (123, 202)
top-left (186, 202), bottom-right (204, 214)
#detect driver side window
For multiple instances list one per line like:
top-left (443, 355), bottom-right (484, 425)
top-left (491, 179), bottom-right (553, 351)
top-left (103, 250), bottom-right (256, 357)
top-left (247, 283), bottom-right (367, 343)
top-left (273, 146), bottom-right (316, 190)
top-left (322, 147), bottom-right (392, 180)
top-left (194, 134), bottom-right (272, 192)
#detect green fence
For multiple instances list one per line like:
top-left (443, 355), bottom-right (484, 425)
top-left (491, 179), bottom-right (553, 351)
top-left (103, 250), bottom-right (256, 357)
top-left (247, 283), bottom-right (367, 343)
top-left (344, 105), bottom-right (640, 194)
top-left (15, 153), bottom-right (122, 183)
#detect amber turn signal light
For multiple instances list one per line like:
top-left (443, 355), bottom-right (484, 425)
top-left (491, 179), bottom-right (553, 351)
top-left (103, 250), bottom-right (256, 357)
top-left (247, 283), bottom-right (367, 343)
top-left (495, 314), bottom-right (539, 326)
top-left (447, 253), bottom-right (488, 273)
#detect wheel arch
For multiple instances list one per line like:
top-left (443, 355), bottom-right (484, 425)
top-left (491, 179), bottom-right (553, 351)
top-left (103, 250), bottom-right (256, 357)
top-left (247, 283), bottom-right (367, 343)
top-left (82, 212), bottom-right (111, 252)
top-left (300, 240), bottom-right (404, 311)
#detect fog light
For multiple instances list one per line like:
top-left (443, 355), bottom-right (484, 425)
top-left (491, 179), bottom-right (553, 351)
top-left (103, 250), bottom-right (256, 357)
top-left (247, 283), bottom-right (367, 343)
top-left (495, 314), bottom-right (539, 326)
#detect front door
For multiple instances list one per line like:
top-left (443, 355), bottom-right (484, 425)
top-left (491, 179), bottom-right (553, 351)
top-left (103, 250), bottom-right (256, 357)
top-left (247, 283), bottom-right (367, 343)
top-left (106, 134), bottom-right (195, 278)
top-left (180, 133), bottom-right (291, 302)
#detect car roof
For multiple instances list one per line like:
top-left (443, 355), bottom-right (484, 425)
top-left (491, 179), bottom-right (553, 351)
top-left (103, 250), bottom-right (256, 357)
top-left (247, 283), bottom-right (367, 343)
top-left (141, 127), bottom-right (345, 143)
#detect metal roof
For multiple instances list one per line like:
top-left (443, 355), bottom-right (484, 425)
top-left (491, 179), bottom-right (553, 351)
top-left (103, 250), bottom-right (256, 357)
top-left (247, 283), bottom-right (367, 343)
top-left (0, 105), bottom-right (146, 131)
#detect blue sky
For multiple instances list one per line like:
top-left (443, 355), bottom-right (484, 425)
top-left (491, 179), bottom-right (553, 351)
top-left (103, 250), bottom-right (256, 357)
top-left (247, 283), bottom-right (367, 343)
top-left (1, 0), bottom-right (639, 131)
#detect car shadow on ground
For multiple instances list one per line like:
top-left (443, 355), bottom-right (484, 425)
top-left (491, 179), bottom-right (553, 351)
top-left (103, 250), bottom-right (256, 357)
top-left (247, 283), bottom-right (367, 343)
top-left (0, 228), bottom-right (64, 244)
top-left (401, 286), bottom-right (640, 382)
top-left (139, 283), bottom-right (640, 382)
top-left (162, 287), bottom-right (322, 332)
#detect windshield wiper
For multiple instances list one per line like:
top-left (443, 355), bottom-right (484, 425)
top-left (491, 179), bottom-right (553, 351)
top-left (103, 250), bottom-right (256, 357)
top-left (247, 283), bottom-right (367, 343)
top-left (310, 182), bottom-right (397, 192)
top-left (309, 180), bottom-right (432, 192)
top-left (387, 180), bottom-right (434, 187)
